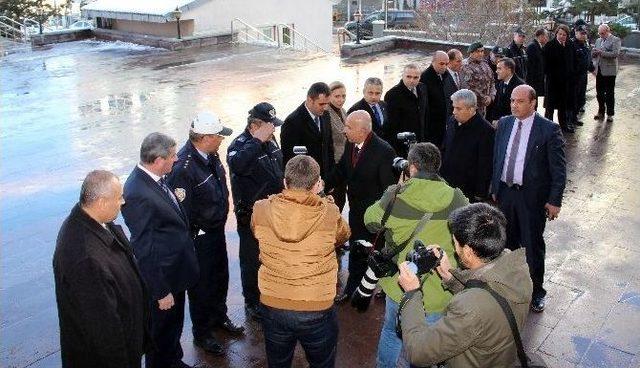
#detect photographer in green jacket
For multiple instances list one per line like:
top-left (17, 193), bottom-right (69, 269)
top-left (363, 142), bottom-right (468, 368)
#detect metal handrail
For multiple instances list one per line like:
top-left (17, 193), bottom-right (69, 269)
top-left (275, 23), bottom-right (328, 53)
top-left (231, 18), bottom-right (277, 46)
top-left (0, 20), bottom-right (26, 42)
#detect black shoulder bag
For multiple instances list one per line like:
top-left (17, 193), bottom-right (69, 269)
top-left (465, 280), bottom-right (548, 368)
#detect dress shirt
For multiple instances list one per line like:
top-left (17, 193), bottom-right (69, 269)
top-left (501, 113), bottom-right (535, 185)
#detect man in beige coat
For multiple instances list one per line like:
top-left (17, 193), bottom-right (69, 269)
top-left (592, 24), bottom-right (621, 122)
top-left (397, 203), bottom-right (532, 368)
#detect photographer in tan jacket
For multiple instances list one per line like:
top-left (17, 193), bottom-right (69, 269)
top-left (251, 155), bottom-right (350, 368)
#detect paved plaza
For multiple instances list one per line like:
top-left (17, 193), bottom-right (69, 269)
top-left (1, 40), bottom-right (639, 368)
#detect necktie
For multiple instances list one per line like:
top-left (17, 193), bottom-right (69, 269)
top-left (373, 105), bottom-right (382, 127)
top-left (505, 120), bottom-right (523, 186)
top-left (159, 178), bottom-right (180, 210)
top-left (314, 116), bottom-right (321, 131)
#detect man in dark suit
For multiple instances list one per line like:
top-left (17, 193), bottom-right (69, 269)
top-left (122, 133), bottom-right (199, 368)
top-left (441, 89), bottom-right (494, 202)
top-left (445, 49), bottom-right (463, 118)
top-left (347, 77), bottom-right (388, 142)
top-left (420, 51), bottom-right (452, 147)
top-left (385, 64), bottom-right (428, 156)
top-left (491, 85), bottom-right (566, 313)
top-left (327, 110), bottom-right (398, 302)
top-left (54, 170), bottom-right (150, 368)
top-left (281, 82), bottom-right (335, 179)
top-left (526, 28), bottom-right (549, 102)
top-left (488, 57), bottom-right (525, 123)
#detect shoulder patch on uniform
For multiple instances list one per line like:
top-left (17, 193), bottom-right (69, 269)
top-left (174, 188), bottom-right (186, 202)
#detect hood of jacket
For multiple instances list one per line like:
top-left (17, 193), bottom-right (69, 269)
top-left (263, 189), bottom-right (330, 243)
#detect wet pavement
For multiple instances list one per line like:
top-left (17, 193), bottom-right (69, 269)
top-left (1, 40), bottom-right (639, 368)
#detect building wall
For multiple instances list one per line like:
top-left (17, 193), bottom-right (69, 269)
top-left (112, 19), bottom-right (195, 38)
top-left (183, 0), bottom-right (333, 51)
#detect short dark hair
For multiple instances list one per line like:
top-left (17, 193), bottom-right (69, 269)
top-left (448, 203), bottom-right (507, 261)
top-left (407, 142), bottom-right (441, 174)
top-left (498, 57), bottom-right (516, 73)
top-left (140, 132), bottom-right (176, 164)
top-left (285, 155), bottom-right (320, 190)
top-left (307, 82), bottom-right (331, 99)
top-left (80, 170), bottom-right (118, 206)
top-left (534, 28), bottom-right (547, 38)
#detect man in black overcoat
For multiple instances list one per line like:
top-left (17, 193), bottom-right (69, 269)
top-left (281, 82), bottom-right (335, 179)
top-left (326, 110), bottom-right (398, 302)
top-left (441, 89), bottom-right (494, 202)
top-left (420, 51), bottom-right (452, 148)
top-left (385, 64), bottom-right (429, 156)
top-left (54, 170), bottom-right (150, 368)
top-left (526, 28), bottom-right (549, 98)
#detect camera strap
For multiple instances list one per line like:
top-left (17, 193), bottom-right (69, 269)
top-left (465, 279), bottom-right (532, 368)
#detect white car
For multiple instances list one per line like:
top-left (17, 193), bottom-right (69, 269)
top-left (70, 20), bottom-right (94, 30)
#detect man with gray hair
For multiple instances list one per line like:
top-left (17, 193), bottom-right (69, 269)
top-left (122, 132), bottom-right (199, 368)
top-left (348, 77), bottom-right (388, 141)
top-left (592, 24), bottom-right (621, 122)
top-left (384, 64), bottom-right (428, 155)
top-left (441, 89), bottom-right (495, 202)
top-left (54, 170), bottom-right (150, 368)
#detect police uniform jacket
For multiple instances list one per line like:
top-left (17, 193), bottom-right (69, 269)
top-left (227, 129), bottom-right (284, 212)
top-left (167, 140), bottom-right (229, 233)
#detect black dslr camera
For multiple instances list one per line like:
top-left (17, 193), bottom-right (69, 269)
top-left (406, 240), bottom-right (443, 276)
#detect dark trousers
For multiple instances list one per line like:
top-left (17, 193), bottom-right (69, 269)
top-left (576, 73), bottom-right (588, 112)
top-left (189, 227), bottom-right (229, 338)
top-left (238, 222), bottom-right (260, 307)
top-left (596, 69), bottom-right (616, 116)
top-left (146, 291), bottom-right (186, 368)
top-left (262, 305), bottom-right (338, 368)
top-left (545, 107), bottom-right (572, 129)
top-left (498, 183), bottom-right (547, 299)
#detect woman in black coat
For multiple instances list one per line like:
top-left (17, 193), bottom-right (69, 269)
top-left (543, 25), bottom-right (577, 133)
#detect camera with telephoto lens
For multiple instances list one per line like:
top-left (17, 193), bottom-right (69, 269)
top-left (350, 242), bottom-right (399, 312)
top-left (405, 240), bottom-right (443, 276)
top-left (293, 146), bottom-right (308, 155)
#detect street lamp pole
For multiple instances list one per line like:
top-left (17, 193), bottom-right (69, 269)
top-left (354, 10), bottom-right (362, 44)
top-left (170, 6), bottom-right (182, 39)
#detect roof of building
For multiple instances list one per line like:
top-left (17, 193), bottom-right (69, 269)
top-left (82, 0), bottom-right (208, 23)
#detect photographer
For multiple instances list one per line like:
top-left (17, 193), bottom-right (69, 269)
top-left (251, 155), bottom-right (350, 368)
top-left (397, 203), bottom-right (532, 368)
top-left (363, 142), bottom-right (468, 368)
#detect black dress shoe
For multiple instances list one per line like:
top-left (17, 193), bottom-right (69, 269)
top-left (193, 335), bottom-right (224, 356)
top-left (245, 304), bottom-right (262, 321)
top-left (334, 293), bottom-right (349, 304)
top-left (215, 317), bottom-right (245, 334)
top-left (530, 296), bottom-right (546, 313)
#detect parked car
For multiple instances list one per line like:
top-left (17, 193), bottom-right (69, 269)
top-left (344, 10), bottom-right (417, 37)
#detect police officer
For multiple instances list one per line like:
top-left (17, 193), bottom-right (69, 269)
top-left (167, 111), bottom-right (244, 357)
top-left (227, 102), bottom-right (284, 321)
